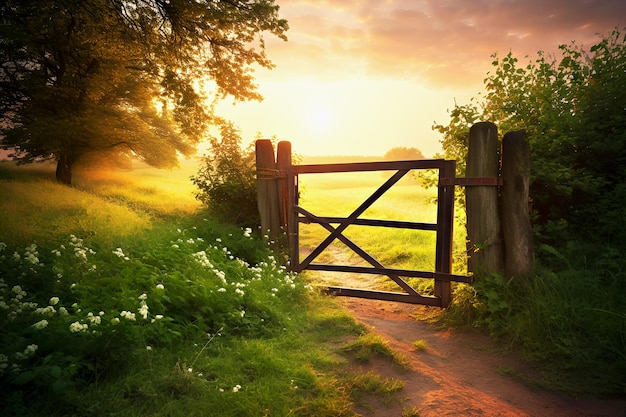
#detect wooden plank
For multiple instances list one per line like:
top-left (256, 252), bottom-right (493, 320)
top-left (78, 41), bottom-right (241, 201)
top-left (297, 213), bottom-right (438, 231)
top-left (325, 287), bottom-right (441, 306)
top-left (293, 159), bottom-right (446, 174)
top-left (307, 264), bottom-right (473, 283)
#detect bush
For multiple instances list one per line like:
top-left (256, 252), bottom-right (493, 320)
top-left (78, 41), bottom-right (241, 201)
top-left (191, 122), bottom-right (260, 228)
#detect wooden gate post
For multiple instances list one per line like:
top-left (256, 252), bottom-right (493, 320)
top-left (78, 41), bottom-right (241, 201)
top-left (435, 159), bottom-right (456, 307)
top-left (501, 130), bottom-right (534, 279)
top-left (276, 141), bottom-right (291, 231)
top-left (466, 122), bottom-right (504, 277)
top-left (255, 140), bottom-right (281, 240)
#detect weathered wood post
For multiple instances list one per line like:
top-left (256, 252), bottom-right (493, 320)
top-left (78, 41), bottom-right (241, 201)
top-left (466, 122), bottom-right (504, 277)
top-left (276, 141), bottom-right (291, 232)
top-left (501, 130), bottom-right (534, 278)
top-left (435, 159), bottom-right (456, 308)
top-left (255, 140), bottom-right (281, 240)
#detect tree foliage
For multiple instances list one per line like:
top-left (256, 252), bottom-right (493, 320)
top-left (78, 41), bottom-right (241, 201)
top-left (434, 28), bottom-right (626, 246)
top-left (0, 0), bottom-right (287, 184)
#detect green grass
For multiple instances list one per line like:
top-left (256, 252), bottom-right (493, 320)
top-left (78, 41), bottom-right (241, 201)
top-left (412, 340), bottom-right (428, 352)
top-left (297, 171), bottom-right (468, 294)
top-left (342, 334), bottom-right (410, 370)
top-left (0, 161), bottom-right (415, 416)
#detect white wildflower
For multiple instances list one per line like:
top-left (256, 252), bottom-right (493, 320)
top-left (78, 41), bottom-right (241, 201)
top-left (35, 306), bottom-right (56, 316)
top-left (49, 297), bottom-right (59, 306)
top-left (120, 310), bottom-right (136, 321)
top-left (87, 312), bottom-right (101, 325)
top-left (24, 344), bottom-right (38, 357)
top-left (32, 320), bottom-right (48, 330)
top-left (156, 283), bottom-right (165, 290)
top-left (69, 321), bottom-right (88, 333)
top-left (138, 301), bottom-right (149, 320)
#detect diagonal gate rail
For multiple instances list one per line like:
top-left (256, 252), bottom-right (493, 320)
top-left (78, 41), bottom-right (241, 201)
top-left (287, 159), bottom-right (472, 308)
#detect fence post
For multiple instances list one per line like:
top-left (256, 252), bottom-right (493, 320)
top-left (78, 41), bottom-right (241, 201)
top-left (501, 130), bottom-right (534, 278)
top-left (435, 159), bottom-right (456, 307)
top-left (466, 122), bottom-right (504, 277)
top-left (255, 140), bottom-right (281, 240)
top-left (276, 141), bottom-right (291, 231)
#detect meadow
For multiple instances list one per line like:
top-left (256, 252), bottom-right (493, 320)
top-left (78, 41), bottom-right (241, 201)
top-left (0, 161), bottom-right (412, 417)
top-left (1, 156), bottom-right (624, 417)
top-left (296, 170), bottom-right (468, 292)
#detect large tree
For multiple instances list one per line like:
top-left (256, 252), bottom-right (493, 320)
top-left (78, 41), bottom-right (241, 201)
top-left (0, 0), bottom-right (287, 184)
top-left (434, 28), bottom-right (626, 246)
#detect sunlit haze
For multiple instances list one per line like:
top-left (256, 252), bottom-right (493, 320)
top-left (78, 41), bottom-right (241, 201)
top-left (213, 0), bottom-right (625, 157)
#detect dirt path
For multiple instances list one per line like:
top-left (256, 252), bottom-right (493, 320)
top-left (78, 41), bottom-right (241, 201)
top-left (304, 245), bottom-right (625, 416)
top-left (339, 297), bottom-right (626, 417)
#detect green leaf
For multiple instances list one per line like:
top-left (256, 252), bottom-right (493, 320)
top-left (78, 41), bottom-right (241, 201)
top-left (13, 371), bottom-right (36, 385)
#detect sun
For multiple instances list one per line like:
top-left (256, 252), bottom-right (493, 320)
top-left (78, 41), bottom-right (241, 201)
top-left (308, 104), bottom-right (332, 132)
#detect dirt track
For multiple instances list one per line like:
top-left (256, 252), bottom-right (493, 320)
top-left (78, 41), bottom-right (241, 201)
top-left (339, 297), bottom-right (626, 417)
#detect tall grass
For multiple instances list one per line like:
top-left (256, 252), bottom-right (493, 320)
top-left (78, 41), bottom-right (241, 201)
top-left (0, 162), bottom-right (416, 416)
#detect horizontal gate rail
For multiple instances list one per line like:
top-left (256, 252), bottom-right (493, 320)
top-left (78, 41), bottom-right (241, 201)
top-left (298, 213), bottom-right (438, 231)
top-left (293, 159), bottom-right (449, 174)
top-left (306, 264), bottom-right (473, 284)
top-left (325, 287), bottom-right (441, 306)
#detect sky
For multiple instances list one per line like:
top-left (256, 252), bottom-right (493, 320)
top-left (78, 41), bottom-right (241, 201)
top-left (214, 0), bottom-right (626, 158)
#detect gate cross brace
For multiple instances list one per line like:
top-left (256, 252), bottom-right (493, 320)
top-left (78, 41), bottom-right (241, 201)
top-left (298, 169), bottom-right (409, 271)
top-left (296, 206), bottom-right (423, 298)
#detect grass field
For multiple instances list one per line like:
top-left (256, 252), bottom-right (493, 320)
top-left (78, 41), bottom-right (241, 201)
top-left (2, 157), bottom-right (623, 413)
top-left (0, 161), bottom-right (421, 416)
top-left (296, 170), bottom-right (468, 292)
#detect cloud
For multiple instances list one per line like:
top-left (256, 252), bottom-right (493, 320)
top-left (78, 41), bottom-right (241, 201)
top-left (265, 0), bottom-right (626, 86)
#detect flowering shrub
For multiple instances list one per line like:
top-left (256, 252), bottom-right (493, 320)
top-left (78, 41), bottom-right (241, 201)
top-left (0, 223), bottom-right (312, 405)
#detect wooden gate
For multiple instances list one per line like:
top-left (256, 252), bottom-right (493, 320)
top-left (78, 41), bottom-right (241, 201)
top-left (257, 124), bottom-right (534, 308)
top-left (285, 159), bottom-right (472, 308)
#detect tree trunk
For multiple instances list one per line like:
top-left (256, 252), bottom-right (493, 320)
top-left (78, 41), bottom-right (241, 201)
top-left (56, 153), bottom-right (73, 185)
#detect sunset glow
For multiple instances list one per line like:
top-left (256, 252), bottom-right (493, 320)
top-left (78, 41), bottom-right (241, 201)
top-left (215, 0), bottom-right (626, 157)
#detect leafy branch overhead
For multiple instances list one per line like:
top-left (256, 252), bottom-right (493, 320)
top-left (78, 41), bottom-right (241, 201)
top-left (0, 0), bottom-right (288, 184)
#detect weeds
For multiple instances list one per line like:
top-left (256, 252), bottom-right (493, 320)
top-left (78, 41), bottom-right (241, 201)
top-left (342, 334), bottom-right (410, 369)
top-left (412, 340), bottom-right (428, 352)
